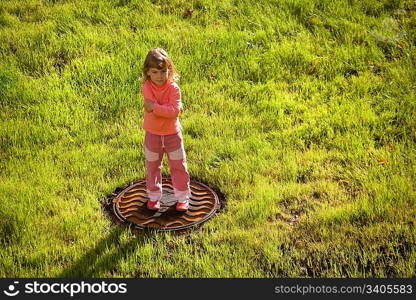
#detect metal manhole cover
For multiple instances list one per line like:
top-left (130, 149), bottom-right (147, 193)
top-left (111, 178), bottom-right (220, 232)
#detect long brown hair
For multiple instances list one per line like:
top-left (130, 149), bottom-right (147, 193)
top-left (142, 48), bottom-right (179, 83)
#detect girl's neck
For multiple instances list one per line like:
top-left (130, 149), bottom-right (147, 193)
top-left (149, 79), bottom-right (170, 89)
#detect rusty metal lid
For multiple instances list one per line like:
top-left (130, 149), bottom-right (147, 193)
top-left (110, 178), bottom-right (220, 232)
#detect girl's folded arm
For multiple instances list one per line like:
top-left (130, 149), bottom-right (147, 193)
top-left (152, 101), bottom-right (181, 118)
top-left (152, 85), bottom-right (182, 118)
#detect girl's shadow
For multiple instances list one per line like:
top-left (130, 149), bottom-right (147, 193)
top-left (58, 226), bottom-right (148, 278)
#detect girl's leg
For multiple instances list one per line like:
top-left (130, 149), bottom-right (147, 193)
top-left (164, 131), bottom-right (191, 201)
top-left (144, 131), bottom-right (164, 201)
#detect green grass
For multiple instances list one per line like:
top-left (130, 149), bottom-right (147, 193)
top-left (0, 0), bottom-right (415, 277)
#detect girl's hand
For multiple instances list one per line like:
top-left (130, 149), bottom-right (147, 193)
top-left (144, 101), bottom-right (155, 112)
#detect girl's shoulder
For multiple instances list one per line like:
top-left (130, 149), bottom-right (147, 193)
top-left (168, 80), bottom-right (180, 91)
top-left (168, 81), bottom-right (181, 98)
top-left (142, 79), bottom-right (151, 90)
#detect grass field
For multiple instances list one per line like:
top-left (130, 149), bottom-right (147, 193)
top-left (0, 0), bottom-right (415, 277)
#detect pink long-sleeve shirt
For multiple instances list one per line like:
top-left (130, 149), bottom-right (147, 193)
top-left (141, 80), bottom-right (183, 135)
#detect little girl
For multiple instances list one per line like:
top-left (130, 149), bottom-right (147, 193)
top-left (141, 48), bottom-right (191, 211)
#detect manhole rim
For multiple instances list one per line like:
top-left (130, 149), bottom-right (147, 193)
top-left (111, 178), bottom-right (220, 232)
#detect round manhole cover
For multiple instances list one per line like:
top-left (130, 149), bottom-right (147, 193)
top-left (110, 178), bottom-right (220, 232)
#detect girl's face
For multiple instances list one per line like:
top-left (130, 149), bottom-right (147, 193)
top-left (147, 67), bottom-right (169, 86)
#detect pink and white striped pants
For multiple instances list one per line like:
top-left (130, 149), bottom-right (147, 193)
top-left (144, 130), bottom-right (191, 201)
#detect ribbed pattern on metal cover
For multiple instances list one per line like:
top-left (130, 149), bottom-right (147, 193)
top-left (111, 178), bottom-right (220, 231)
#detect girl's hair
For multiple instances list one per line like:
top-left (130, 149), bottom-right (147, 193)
top-left (142, 48), bottom-right (179, 83)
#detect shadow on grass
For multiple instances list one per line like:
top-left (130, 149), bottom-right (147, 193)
top-left (57, 226), bottom-right (148, 278)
